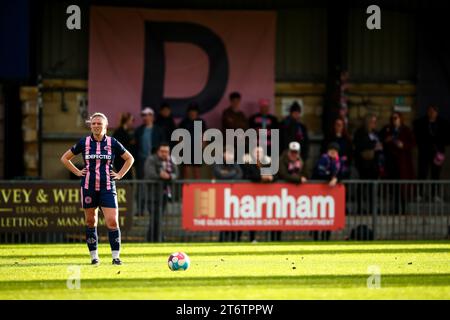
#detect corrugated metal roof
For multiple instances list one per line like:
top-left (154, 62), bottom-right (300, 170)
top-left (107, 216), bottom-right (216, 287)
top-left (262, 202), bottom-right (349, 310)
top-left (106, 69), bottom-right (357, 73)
top-left (347, 8), bottom-right (416, 82)
top-left (40, 1), bottom-right (89, 78)
top-left (276, 9), bottom-right (327, 81)
top-left (38, 2), bottom-right (418, 82)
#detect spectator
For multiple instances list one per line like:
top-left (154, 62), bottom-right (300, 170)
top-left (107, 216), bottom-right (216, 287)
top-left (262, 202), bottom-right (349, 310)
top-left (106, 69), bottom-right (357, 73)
top-left (241, 146), bottom-right (277, 242)
top-left (213, 146), bottom-right (243, 242)
top-left (178, 102), bottom-right (207, 179)
top-left (353, 114), bottom-right (384, 215)
top-left (414, 105), bottom-right (449, 181)
top-left (278, 142), bottom-right (307, 184)
top-left (222, 92), bottom-right (249, 131)
top-left (249, 99), bottom-right (279, 155)
top-left (155, 102), bottom-right (176, 149)
top-left (413, 105), bottom-right (450, 201)
top-left (112, 112), bottom-right (136, 179)
top-left (273, 141), bottom-right (308, 240)
top-left (322, 117), bottom-right (352, 179)
top-left (312, 142), bottom-right (342, 186)
top-left (144, 143), bottom-right (179, 242)
top-left (213, 146), bottom-right (243, 181)
top-left (134, 107), bottom-right (166, 179)
top-left (222, 92), bottom-right (249, 161)
top-left (311, 142), bottom-right (342, 241)
top-left (353, 114), bottom-right (384, 179)
top-left (380, 112), bottom-right (415, 214)
top-left (280, 102), bottom-right (309, 162)
top-left (380, 112), bottom-right (415, 180)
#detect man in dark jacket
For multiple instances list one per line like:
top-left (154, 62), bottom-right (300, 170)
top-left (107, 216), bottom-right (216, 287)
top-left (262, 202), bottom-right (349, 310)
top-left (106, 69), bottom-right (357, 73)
top-left (222, 92), bottom-right (248, 131)
top-left (222, 92), bottom-right (249, 160)
top-left (134, 107), bottom-right (166, 179)
top-left (353, 114), bottom-right (383, 215)
top-left (213, 147), bottom-right (243, 181)
top-left (249, 99), bottom-right (279, 155)
top-left (353, 114), bottom-right (384, 179)
top-left (155, 102), bottom-right (176, 149)
top-left (241, 146), bottom-right (277, 241)
top-left (178, 102), bottom-right (207, 179)
top-left (280, 102), bottom-right (309, 161)
top-left (413, 105), bottom-right (450, 201)
top-left (144, 143), bottom-right (179, 242)
top-left (413, 105), bottom-right (450, 181)
top-left (213, 147), bottom-right (243, 242)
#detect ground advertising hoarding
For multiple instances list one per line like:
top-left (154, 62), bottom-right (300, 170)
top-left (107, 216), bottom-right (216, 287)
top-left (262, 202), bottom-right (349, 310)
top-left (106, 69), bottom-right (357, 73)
top-left (183, 183), bottom-right (345, 231)
top-left (0, 183), bottom-right (133, 231)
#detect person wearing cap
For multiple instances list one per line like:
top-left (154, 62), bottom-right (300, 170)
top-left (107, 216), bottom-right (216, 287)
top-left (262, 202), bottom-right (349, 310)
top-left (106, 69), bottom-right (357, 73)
top-left (280, 101), bottom-right (309, 162)
top-left (276, 141), bottom-right (307, 242)
top-left (248, 99), bottom-right (279, 155)
top-left (178, 102), bottom-right (208, 179)
top-left (278, 141), bottom-right (307, 184)
top-left (413, 105), bottom-right (450, 201)
top-left (134, 107), bottom-right (166, 179)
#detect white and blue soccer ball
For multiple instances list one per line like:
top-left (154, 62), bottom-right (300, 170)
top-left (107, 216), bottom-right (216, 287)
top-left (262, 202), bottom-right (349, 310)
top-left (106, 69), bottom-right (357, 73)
top-left (168, 252), bottom-right (190, 271)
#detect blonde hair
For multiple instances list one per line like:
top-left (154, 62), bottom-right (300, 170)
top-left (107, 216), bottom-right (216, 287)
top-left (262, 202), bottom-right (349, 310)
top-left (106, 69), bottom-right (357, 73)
top-left (87, 112), bottom-right (109, 126)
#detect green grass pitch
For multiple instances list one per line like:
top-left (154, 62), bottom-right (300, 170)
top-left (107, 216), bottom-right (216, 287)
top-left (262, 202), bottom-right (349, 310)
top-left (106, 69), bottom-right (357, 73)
top-left (0, 241), bottom-right (449, 299)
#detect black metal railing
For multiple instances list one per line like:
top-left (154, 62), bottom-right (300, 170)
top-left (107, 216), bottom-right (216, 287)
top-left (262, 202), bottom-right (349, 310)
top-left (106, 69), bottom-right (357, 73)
top-left (0, 180), bottom-right (449, 243)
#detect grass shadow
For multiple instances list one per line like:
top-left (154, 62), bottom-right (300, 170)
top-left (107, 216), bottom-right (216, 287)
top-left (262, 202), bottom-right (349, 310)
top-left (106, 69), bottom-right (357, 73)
top-left (0, 273), bottom-right (449, 291)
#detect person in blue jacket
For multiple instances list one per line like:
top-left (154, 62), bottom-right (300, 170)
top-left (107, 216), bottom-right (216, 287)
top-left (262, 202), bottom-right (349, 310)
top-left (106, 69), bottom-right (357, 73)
top-left (311, 142), bottom-right (342, 241)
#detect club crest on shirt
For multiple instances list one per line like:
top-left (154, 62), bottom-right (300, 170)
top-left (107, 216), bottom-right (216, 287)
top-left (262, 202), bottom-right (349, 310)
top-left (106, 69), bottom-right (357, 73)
top-left (104, 145), bottom-right (112, 152)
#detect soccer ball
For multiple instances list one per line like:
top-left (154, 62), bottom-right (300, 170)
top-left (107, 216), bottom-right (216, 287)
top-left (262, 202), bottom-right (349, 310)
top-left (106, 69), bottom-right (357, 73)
top-left (168, 252), bottom-right (190, 271)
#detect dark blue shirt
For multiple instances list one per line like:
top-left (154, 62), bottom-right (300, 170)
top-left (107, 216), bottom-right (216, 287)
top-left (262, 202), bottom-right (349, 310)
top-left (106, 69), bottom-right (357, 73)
top-left (313, 154), bottom-right (342, 180)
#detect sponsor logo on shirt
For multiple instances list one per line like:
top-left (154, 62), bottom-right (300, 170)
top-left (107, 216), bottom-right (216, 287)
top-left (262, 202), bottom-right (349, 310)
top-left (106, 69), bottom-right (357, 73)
top-left (85, 154), bottom-right (112, 160)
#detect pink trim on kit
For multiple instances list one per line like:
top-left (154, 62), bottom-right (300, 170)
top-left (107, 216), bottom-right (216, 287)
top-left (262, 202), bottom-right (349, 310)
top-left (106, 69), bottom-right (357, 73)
top-left (84, 136), bottom-right (91, 189)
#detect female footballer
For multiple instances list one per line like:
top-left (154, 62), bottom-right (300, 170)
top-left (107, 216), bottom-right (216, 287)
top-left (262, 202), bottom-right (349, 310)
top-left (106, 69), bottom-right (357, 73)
top-left (61, 112), bottom-right (134, 265)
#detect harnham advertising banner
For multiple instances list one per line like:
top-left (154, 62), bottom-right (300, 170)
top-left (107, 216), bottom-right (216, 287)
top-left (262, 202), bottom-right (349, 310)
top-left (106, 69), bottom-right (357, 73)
top-left (89, 7), bottom-right (275, 128)
top-left (182, 183), bottom-right (346, 231)
top-left (0, 183), bottom-right (133, 231)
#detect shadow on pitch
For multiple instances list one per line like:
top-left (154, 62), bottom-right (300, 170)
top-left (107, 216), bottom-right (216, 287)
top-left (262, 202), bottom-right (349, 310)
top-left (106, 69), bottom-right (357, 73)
top-left (0, 273), bottom-right (449, 291)
top-left (1, 247), bottom-right (449, 261)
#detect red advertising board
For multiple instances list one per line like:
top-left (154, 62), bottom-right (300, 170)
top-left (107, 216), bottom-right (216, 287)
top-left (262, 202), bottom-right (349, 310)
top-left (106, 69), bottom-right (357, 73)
top-left (182, 183), bottom-right (345, 231)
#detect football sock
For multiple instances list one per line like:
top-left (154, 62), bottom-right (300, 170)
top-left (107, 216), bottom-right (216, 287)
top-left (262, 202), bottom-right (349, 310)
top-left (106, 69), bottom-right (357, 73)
top-left (90, 250), bottom-right (99, 260)
top-left (86, 227), bottom-right (99, 260)
top-left (108, 228), bottom-right (121, 259)
top-left (86, 226), bottom-right (98, 251)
